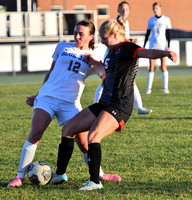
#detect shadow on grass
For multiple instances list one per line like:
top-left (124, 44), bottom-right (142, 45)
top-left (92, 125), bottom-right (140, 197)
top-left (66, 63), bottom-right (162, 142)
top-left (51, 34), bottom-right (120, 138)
top-left (102, 180), bottom-right (192, 195)
top-left (2, 180), bottom-right (191, 194)
top-left (132, 116), bottom-right (192, 120)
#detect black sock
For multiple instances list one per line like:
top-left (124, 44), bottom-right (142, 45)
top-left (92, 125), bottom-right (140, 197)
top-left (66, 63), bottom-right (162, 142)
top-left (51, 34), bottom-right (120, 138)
top-left (56, 137), bottom-right (74, 175)
top-left (88, 143), bottom-right (101, 184)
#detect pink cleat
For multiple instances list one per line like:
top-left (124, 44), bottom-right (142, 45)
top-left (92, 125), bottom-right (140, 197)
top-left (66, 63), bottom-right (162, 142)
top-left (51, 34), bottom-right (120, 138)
top-left (100, 173), bottom-right (121, 182)
top-left (8, 176), bottom-right (24, 187)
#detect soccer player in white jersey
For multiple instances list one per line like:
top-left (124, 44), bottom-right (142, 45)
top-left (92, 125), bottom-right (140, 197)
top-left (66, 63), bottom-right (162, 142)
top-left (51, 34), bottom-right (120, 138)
top-left (94, 1), bottom-right (152, 114)
top-left (144, 2), bottom-right (172, 94)
top-left (7, 20), bottom-right (120, 187)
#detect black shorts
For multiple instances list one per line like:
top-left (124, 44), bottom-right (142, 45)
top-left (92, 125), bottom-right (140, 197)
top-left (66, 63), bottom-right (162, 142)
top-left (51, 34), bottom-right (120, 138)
top-left (88, 103), bottom-right (130, 131)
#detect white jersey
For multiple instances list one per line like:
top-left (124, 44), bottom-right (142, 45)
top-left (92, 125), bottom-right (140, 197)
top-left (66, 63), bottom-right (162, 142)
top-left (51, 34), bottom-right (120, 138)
top-left (115, 18), bottom-right (130, 39)
top-left (147, 15), bottom-right (171, 50)
top-left (124, 20), bottom-right (130, 39)
top-left (38, 42), bottom-right (107, 104)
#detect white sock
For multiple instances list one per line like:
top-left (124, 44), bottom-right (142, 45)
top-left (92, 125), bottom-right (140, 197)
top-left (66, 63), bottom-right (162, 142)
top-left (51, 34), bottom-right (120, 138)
top-left (147, 72), bottom-right (154, 89)
top-left (17, 140), bottom-right (37, 179)
top-left (94, 85), bottom-right (103, 103)
top-left (99, 166), bottom-right (104, 179)
top-left (162, 71), bottom-right (169, 89)
top-left (81, 152), bottom-right (104, 179)
top-left (134, 84), bottom-right (143, 110)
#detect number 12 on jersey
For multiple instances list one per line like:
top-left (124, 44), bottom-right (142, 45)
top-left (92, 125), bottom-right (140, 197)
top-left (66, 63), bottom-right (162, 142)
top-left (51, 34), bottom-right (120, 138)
top-left (67, 60), bottom-right (81, 73)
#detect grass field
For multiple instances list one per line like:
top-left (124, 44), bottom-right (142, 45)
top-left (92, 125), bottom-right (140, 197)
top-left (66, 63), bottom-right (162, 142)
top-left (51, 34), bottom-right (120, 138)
top-left (0, 75), bottom-right (192, 199)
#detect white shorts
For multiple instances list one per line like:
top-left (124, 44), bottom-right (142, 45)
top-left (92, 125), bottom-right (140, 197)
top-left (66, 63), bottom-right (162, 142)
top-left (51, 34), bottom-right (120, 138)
top-left (33, 95), bottom-right (82, 126)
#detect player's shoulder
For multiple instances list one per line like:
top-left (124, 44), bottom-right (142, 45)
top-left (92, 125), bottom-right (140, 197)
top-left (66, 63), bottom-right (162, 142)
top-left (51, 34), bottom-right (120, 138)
top-left (148, 16), bottom-right (156, 21)
top-left (121, 41), bottom-right (141, 53)
top-left (94, 43), bottom-right (107, 51)
top-left (54, 41), bottom-right (75, 54)
top-left (92, 43), bottom-right (108, 60)
top-left (123, 40), bottom-right (136, 46)
top-left (93, 43), bottom-right (108, 55)
top-left (162, 15), bottom-right (171, 20)
top-left (57, 41), bottom-right (75, 48)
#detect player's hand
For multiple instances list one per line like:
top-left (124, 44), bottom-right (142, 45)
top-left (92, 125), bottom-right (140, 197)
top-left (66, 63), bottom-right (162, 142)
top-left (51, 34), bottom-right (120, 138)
top-left (84, 53), bottom-right (95, 65)
top-left (26, 95), bottom-right (37, 107)
top-left (132, 38), bottom-right (138, 44)
top-left (98, 61), bottom-right (106, 80)
top-left (84, 54), bottom-right (106, 79)
top-left (169, 51), bottom-right (177, 63)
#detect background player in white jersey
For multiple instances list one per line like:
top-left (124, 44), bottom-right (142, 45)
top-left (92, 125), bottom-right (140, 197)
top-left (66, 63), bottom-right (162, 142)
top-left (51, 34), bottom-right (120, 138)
top-left (8, 20), bottom-right (120, 188)
top-left (143, 2), bottom-right (172, 94)
top-left (94, 1), bottom-right (152, 114)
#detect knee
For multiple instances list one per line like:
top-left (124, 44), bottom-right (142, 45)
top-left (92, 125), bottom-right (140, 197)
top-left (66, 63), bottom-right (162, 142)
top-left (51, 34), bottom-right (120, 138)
top-left (62, 126), bottom-right (72, 137)
top-left (88, 132), bottom-right (101, 144)
top-left (75, 133), bottom-right (88, 153)
top-left (78, 143), bottom-right (88, 153)
top-left (149, 66), bottom-right (154, 72)
top-left (28, 128), bottom-right (43, 143)
top-left (161, 66), bottom-right (167, 72)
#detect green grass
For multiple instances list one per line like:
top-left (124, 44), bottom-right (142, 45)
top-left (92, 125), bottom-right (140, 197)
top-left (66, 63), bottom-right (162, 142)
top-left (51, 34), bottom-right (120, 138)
top-left (0, 76), bottom-right (192, 199)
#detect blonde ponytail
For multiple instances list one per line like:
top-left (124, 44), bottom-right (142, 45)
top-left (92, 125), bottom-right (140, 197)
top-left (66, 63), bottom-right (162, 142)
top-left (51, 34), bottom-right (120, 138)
top-left (99, 19), bottom-right (126, 38)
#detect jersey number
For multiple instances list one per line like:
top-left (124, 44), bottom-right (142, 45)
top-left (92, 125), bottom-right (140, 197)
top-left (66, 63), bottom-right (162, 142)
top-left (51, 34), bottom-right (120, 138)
top-left (67, 60), bottom-right (81, 73)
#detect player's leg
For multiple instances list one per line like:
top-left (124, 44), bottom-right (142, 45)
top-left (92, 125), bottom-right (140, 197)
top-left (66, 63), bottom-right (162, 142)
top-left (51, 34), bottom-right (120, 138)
top-left (75, 131), bottom-right (88, 153)
top-left (8, 108), bottom-right (52, 187)
top-left (161, 57), bottom-right (169, 93)
top-left (134, 80), bottom-right (152, 114)
top-left (79, 110), bottom-right (119, 190)
top-left (50, 103), bottom-right (92, 184)
top-left (75, 131), bottom-right (105, 178)
top-left (75, 132), bottom-right (121, 182)
top-left (146, 59), bottom-right (155, 94)
top-left (50, 107), bottom-right (97, 184)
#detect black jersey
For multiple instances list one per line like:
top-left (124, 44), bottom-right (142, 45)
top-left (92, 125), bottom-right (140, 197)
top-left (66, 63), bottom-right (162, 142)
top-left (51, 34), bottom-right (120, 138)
top-left (99, 41), bottom-right (143, 115)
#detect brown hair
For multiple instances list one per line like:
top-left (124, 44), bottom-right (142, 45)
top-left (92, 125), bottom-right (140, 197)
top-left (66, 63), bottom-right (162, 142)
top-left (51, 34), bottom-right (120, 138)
top-left (153, 2), bottom-right (162, 8)
top-left (76, 20), bottom-right (95, 50)
top-left (118, 1), bottom-right (130, 10)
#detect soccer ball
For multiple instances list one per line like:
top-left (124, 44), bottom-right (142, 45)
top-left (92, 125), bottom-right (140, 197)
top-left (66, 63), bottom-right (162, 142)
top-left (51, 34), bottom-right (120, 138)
top-left (27, 161), bottom-right (52, 185)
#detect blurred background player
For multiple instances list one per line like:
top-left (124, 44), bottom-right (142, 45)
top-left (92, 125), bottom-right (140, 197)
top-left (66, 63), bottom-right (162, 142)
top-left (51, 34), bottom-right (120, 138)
top-left (143, 2), bottom-right (172, 94)
top-left (94, 1), bottom-right (152, 114)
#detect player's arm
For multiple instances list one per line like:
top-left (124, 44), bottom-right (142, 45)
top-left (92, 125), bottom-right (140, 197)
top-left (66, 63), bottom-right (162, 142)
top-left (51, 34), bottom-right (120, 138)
top-left (166, 29), bottom-right (171, 50)
top-left (42, 60), bottom-right (55, 84)
top-left (136, 48), bottom-right (177, 63)
top-left (84, 54), bottom-right (106, 79)
top-left (26, 60), bottom-right (56, 107)
top-left (143, 29), bottom-right (151, 48)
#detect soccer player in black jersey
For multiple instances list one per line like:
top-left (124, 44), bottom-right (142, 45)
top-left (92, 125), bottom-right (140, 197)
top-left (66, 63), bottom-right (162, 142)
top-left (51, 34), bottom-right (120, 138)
top-left (54, 18), bottom-right (177, 191)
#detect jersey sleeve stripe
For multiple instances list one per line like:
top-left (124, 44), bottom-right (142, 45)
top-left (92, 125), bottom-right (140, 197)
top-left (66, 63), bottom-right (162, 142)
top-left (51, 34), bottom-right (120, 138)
top-left (133, 47), bottom-right (144, 59)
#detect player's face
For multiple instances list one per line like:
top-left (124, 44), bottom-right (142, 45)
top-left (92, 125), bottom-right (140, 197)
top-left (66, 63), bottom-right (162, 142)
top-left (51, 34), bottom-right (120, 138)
top-left (118, 3), bottom-right (130, 20)
top-left (74, 25), bottom-right (94, 50)
top-left (100, 32), bottom-right (116, 49)
top-left (153, 5), bottom-right (162, 17)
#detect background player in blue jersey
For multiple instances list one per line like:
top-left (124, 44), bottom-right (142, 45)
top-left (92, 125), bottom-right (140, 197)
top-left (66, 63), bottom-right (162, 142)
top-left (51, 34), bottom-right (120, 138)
top-left (144, 2), bottom-right (172, 94)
